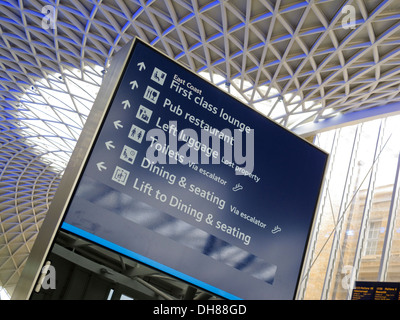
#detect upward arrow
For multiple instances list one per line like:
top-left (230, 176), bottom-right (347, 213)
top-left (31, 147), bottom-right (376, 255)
top-left (137, 62), bottom-right (146, 71)
top-left (122, 100), bottom-right (131, 109)
top-left (129, 81), bottom-right (138, 90)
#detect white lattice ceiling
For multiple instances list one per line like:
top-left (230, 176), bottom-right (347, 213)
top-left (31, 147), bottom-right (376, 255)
top-left (1, 0), bottom-right (400, 298)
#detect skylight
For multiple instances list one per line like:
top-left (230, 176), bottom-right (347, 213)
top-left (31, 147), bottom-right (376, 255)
top-left (17, 65), bottom-right (104, 172)
top-left (0, 286), bottom-right (10, 300)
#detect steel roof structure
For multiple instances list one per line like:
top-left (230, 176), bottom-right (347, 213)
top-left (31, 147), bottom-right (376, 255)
top-left (1, 0), bottom-right (400, 298)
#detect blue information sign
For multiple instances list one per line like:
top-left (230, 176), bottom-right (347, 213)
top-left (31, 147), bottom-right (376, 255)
top-left (61, 39), bottom-right (328, 300)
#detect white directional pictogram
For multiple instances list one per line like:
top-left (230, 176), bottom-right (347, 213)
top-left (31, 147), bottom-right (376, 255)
top-left (105, 140), bottom-right (115, 150)
top-left (122, 100), bottom-right (131, 109)
top-left (112, 166), bottom-right (130, 186)
top-left (136, 105), bottom-right (152, 123)
top-left (137, 62), bottom-right (146, 71)
top-left (96, 162), bottom-right (107, 171)
top-left (143, 85), bottom-right (160, 104)
top-left (120, 145), bottom-right (138, 165)
top-left (114, 120), bottom-right (123, 130)
top-left (129, 80), bottom-right (138, 90)
top-left (128, 124), bottom-right (145, 143)
top-left (151, 67), bottom-right (167, 85)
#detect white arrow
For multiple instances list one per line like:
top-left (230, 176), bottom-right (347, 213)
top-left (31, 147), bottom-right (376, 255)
top-left (113, 120), bottom-right (123, 130)
top-left (137, 62), bottom-right (146, 71)
top-left (105, 140), bottom-right (115, 150)
top-left (129, 81), bottom-right (138, 90)
top-left (122, 100), bottom-right (131, 109)
top-left (96, 162), bottom-right (107, 171)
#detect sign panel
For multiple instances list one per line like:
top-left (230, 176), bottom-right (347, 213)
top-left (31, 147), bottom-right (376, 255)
top-left (352, 281), bottom-right (400, 300)
top-left (60, 39), bottom-right (328, 300)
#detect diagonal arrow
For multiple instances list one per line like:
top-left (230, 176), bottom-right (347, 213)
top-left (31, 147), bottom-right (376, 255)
top-left (96, 162), bottom-right (107, 171)
top-left (122, 100), bottom-right (131, 109)
top-left (137, 62), bottom-right (146, 71)
top-left (113, 120), bottom-right (123, 130)
top-left (129, 81), bottom-right (138, 90)
top-left (105, 140), bottom-right (115, 150)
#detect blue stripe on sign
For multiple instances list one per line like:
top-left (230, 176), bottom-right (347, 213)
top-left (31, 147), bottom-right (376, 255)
top-left (61, 222), bottom-right (241, 300)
